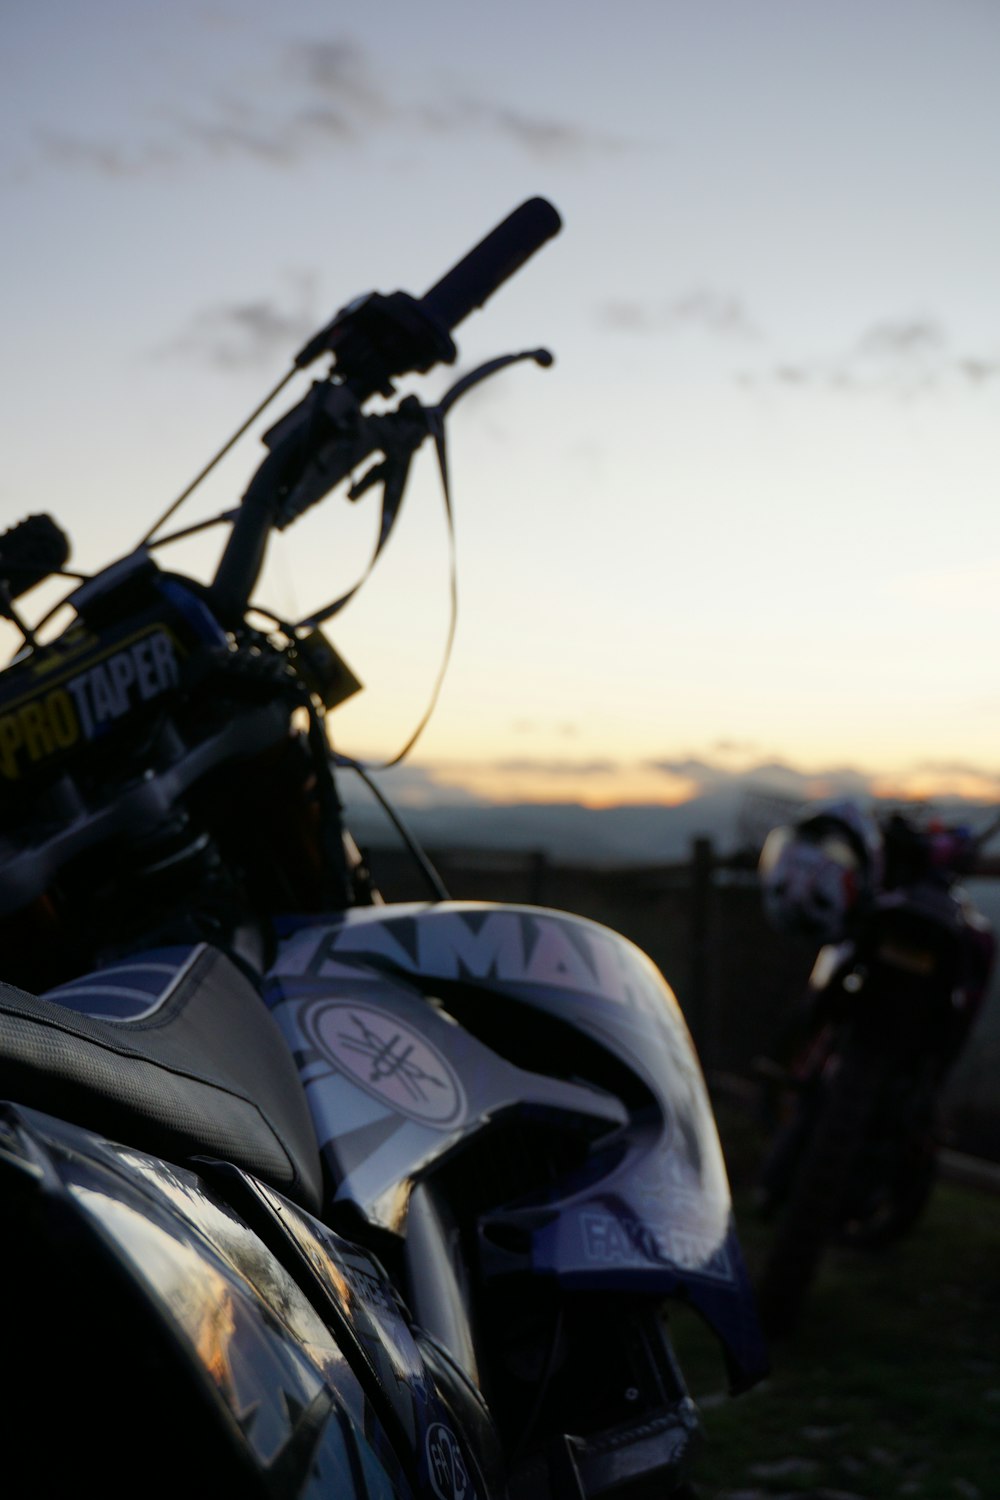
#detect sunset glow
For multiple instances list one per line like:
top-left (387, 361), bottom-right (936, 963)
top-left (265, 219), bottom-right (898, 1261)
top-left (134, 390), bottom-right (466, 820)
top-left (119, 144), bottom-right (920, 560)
top-left (5, 1), bottom-right (1000, 829)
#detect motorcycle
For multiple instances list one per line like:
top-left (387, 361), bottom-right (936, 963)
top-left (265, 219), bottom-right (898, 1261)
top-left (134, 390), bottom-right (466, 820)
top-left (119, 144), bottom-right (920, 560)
top-left (754, 800), bottom-right (996, 1337)
top-left (0, 197), bottom-right (768, 1496)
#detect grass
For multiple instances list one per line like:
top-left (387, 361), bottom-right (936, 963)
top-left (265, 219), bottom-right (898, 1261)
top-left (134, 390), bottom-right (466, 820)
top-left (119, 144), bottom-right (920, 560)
top-left (668, 1096), bottom-right (1000, 1499)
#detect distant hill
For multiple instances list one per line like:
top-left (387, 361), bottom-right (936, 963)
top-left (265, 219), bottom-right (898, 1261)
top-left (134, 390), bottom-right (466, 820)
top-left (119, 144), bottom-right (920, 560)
top-left (340, 790), bottom-right (736, 865)
top-left (339, 777), bottom-right (999, 867)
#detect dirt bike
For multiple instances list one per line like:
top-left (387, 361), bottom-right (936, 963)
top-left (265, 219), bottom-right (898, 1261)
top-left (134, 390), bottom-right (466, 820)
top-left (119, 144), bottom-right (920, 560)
top-left (0, 198), bottom-right (767, 1495)
top-left (754, 804), bottom-right (995, 1337)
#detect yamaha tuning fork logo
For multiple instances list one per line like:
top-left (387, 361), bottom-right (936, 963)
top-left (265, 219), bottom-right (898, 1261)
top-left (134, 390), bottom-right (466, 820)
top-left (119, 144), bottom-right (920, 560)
top-left (301, 1001), bottom-right (467, 1128)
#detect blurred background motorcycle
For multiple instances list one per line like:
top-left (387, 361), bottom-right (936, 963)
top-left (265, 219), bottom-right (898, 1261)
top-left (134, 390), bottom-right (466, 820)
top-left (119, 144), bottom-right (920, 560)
top-left (751, 799), bottom-right (996, 1336)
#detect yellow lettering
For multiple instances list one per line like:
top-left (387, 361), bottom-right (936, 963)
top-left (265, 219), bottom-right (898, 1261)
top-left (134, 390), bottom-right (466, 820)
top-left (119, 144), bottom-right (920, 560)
top-left (0, 716), bottom-right (23, 779)
top-left (20, 701), bottom-right (53, 762)
top-left (47, 690), bottom-right (78, 750)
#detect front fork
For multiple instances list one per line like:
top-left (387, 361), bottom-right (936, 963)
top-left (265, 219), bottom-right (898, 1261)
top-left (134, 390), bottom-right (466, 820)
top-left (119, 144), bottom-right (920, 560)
top-left (402, 1180), bottom-right (700, 1498)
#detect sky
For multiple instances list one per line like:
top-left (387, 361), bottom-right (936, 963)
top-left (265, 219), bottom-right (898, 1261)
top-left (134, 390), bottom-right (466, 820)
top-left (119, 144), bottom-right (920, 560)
top-left (4, 0), bottom-right (1000, 816)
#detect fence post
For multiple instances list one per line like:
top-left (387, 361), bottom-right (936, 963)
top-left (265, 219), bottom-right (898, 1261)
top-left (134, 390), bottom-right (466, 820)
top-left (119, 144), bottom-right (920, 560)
top-left (690, 836), bottom-right (715, 1071)
top-left (528, 850), bottom-right (549, 906)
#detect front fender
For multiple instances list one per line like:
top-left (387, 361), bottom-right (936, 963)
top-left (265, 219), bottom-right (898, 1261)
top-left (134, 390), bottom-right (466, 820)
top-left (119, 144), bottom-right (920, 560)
top-left (268, 901), bottom-right (769, 1390)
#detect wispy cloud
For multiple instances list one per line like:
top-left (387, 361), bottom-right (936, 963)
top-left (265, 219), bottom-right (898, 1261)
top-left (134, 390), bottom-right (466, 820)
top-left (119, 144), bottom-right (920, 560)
top-left (645, 755), bottom-right (872, 800)
top-left (599, 290), bottom-right (760, 339)
top-left (859, 318), bottom-right (946, 360)
top-left (957, 358), bottom-right (1000, 384)
top-left (511, 719), bottom-right (581, 737)
top-left (914, 758), bottom-right (1000, 779)
top-left (156, 272), bottom-right (321, 369)
top-left (644, 752), bottom-right (1000, 814)
top-left (493, 757), bottom-right (619, 776)
top-left (340, 749), bottom-right (1000, 834)
top-left (30, 33), bottom-right (630, 181)
top-left (286, 38), bottom-right (391, 123)
top-left (175, 101), bottom-right (354, 164)
top-left (739, 314), bottom-right (1000, 395)
top-left (334, 751), bottom-right (1000, 859)
top-left (342, 759), bottom-right (491, 811)
top-left (452, 99), bottom-right (627, 159)
top-left (36, 129), bottom-right (180, 177)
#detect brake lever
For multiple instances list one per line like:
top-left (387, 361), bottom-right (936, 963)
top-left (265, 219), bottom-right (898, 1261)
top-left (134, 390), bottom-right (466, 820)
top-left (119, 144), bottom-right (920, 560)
top-left (275, 346), bottom-right (555, 529)
top-left (435, 347), bottom-right (554, 417)
top-left (270, 391), bottom-right (429, 530)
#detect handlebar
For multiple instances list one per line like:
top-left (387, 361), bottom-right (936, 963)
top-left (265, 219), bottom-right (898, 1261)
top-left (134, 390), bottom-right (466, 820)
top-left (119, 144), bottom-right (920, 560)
top-left (418, 197), bottom-right (562, 332)
top-left (293, 198), bottom-right (562, 375)
top-left (208, 199), bottom-right (561, 626)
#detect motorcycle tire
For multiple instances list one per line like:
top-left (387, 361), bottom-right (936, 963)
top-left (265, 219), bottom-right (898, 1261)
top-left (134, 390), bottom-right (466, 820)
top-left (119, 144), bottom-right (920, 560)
top-left (836, 1115), bottom-right (938, 1251)
top-left (755, 1033), bottom-right (888, 1338)
top-left (753, 1079), bottom-right (822, 1218)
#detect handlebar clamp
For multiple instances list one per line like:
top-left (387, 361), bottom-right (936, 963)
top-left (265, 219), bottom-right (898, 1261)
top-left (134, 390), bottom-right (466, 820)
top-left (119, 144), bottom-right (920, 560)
top-left (293, 291), bottom-right (457, 396)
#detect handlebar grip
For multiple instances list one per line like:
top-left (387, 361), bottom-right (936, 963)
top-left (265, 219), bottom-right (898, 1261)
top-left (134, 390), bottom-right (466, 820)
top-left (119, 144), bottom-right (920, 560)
top-left (419, 197), bottom-right (562, 332)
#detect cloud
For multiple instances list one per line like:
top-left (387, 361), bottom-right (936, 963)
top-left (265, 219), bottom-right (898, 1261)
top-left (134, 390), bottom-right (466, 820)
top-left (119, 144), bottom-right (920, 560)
top-left (285, 38), bottom-right (391, 123)
top-left (642, 754), bottom-right (1000, 833)
top-left (511, 719), bottom-right (580, 737)
top-left (645, 754), bottom-right (880, 804)
top-left (774, 365), bottom-right (810, 385)
top-left (340, 758), bottom-right (490, 810)
top-left (454, 100), bottom-right (628, 158)
top-left (36, 129), bottom-right (179, 177)
top-left (29, 33), bottom-right (630, 181)
top-left (156, 273), bottom-right (321, 369)
top-left (670, 291), bottom-right (760, 338)
top-left (741, 315), bottom-right (1000, 396)
top-left (957, 357), bottom-right (1000, 383)
top-left (492, 757), bottom-right (619, 776)
top-left (176, 103), bottom-right (354, 165)
top-left (371, 748), bottom-right (1000, 808)
top-left (599, 290), bottom-right (760, 339)
top-left (645, 756), bottom-right (726, 784)
top-left (858, 319), bottom-right (946, 360)
top-left (338, 750), bottom-right (1000, 853)
top-left (914, 758), bottom-right (1000, 778)
top-left (612, 290), bottom-right (999, 400)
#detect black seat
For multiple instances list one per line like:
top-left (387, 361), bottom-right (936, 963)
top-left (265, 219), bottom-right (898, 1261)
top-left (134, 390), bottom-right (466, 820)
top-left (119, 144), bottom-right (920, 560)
top-left (0, 945), bottom-right (324, 1212)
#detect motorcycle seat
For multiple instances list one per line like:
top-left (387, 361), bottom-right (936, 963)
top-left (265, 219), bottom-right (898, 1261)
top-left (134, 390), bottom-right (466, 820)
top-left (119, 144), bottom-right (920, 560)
top-left (0, 943), bottom-right (324, 1212)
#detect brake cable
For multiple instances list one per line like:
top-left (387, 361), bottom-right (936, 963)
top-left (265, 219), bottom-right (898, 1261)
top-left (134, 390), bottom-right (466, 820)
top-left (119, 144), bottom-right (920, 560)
top-left (294, 348), bottom-right (552, 770)
top-left (139, 368), bottom-right (302, 547)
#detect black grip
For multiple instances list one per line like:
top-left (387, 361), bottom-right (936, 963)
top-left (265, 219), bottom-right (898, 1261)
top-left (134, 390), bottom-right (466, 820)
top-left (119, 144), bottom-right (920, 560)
top-left (419, 197), bottom-right (562, 332)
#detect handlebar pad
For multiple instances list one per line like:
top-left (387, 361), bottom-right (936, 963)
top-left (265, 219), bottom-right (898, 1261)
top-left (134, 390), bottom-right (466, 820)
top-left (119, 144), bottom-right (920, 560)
top-left (419, 198), bottom-right (562, 332)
